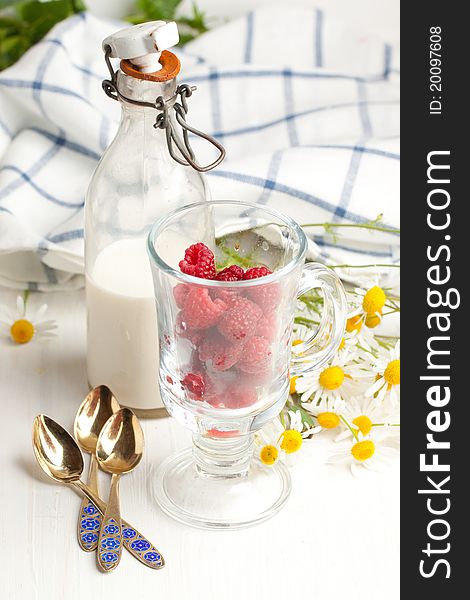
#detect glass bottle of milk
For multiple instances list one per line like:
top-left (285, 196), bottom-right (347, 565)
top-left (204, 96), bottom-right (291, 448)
top-left (85, 21), bottom-right (224, 416)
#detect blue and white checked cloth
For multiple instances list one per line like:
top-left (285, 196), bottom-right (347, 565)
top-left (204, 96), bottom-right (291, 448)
top-left (0, 6), bottom-right (399, 291)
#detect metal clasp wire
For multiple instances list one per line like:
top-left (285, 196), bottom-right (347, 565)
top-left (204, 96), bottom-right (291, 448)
top-left (102, 45), bottom-right (225, 173)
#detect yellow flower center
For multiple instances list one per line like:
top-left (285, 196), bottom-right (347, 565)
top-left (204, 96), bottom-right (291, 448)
top-left (292, 339), bottom-right (303, 346)
top-left (289, 376), bottom-right (298, 395)
top-left (351, 440), bottom-right (375, 461)
top-left (362, 286), bottom-right (386, 314)
top-left (317, 412), bottom-right (340, 429)
top-left (384, 359), bottom-right (400, 386)
top-left (279, 429), bottom-right (303, 454)
top-left (10, 319), bottom-right (35, 344)
top-left (365, 310), bottom-right (382, 329)
top-left (339, 337), bottom-right (345, 350)
top-left (346, 315), bottom-right (363, 333)
top-left (352, 415), bottom-right (373, 436)
top-left (260, 444), bottom-right (279, 465)
top-left (319, 366), bottom-right (345, 390)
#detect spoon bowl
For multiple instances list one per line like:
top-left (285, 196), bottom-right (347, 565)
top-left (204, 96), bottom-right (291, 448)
top-left (96, 408), bottom-right (144, 475)
top-left (74, 385), bottom-right (120, 454)
top-left (32, 415), bottom-right (84, 483)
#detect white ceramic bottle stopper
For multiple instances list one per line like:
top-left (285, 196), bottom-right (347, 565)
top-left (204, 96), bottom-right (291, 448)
top-left (103, 21), bottom-right (179, 74)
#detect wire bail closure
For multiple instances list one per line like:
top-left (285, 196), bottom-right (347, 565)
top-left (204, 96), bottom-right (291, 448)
top-left (102, 45), bottom-right (225, 173)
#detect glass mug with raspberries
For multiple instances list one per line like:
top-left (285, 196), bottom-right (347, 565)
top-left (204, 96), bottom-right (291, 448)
top-left (147, 200), bottom-right (347, 529)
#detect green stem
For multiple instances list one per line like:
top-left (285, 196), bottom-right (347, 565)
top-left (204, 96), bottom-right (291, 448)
top-left (340, 415), bottom-right (359, 441)
top-left (372, 423), bottom-right (400, 427)
top-left (356, 343), bottom-right (378, 357)
top-left (301, 222), bottom-right (400, 234)
top-left (23, 290), bottom-right (30, 310)
top-left (294, 316), bottom-right (319, 327)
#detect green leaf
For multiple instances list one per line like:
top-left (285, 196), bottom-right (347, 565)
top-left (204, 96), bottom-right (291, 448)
top-left (0, 16), bottom-right (24, 28)
top-left (178, 31), bottom-right (195, 45)
top-left (0, 0), bottom-right (23, 8)
top-left (179, 3), bottom-right (208, 33)
top-left (136, 0), bottom-right (183, 21)
top-left (27, 14), bottom-right (61, 42)
top-left (71, 0), bottom-right (86, 11)
top-left (0, 32), bottom-right (30, 69)
top-left (18, 0), bottom-right (72, 24)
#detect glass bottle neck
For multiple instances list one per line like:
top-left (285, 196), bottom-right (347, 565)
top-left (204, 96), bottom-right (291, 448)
top-left (116, 70), bottom-right (177, 105)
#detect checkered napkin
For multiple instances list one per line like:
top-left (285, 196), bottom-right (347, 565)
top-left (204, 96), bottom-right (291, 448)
top-left (0, 6), bottom-right (399, 291)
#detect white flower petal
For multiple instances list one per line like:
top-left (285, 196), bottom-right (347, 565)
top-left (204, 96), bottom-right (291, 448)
top-left (16, 295), bottom-right (25, 317)
top-left (365, 377), bottom-right (385, 397)
top-left (35, 304), bottom-right (49, 321)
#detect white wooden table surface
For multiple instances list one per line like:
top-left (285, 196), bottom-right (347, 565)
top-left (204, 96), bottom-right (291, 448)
top-left (0, 288), bottom-right (399, 600)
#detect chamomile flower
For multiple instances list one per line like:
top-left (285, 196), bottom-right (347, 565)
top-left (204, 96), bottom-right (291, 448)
top-left (295, 347), bottom-right (370, 408)
top-left (335, 396), bottom-right (400, 442)
top-left (286, 409), bottom-right (321, 438)
top-left (365, 340), bottom-right (400, 406)
top-left (306, 405), bottom-right (343, 430)
top-left (0, 294), bottom-right (58, 344)
top-left (348, 284), bottom-right (388, 330)
top-left (327, 431), bottom-right (399, 477)
top-left (256, 418), bottom-right (305, 466)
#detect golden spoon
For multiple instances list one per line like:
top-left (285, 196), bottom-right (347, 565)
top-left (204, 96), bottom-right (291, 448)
top-left (32, 415), bottom-right (164, 570)
top-left (95, 408), bottom-right (144, 573)
top-left (74, 385), bottom-right (120, 552)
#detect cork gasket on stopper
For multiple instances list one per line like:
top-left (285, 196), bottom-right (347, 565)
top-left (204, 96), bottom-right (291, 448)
top-left (120, 50), bottom-right (180, 82)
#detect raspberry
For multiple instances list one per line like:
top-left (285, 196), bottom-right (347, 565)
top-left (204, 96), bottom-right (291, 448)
top-left (237, 336), bottom-right (272, 374)
top-left (255, 311), bottom-right (277, 341)
top-left (247, 282), bottom-right (280, 311)
top-left (206, 428), bottom-right (240, 437)
top-left (198, 333), bottom-right (243, 371)
top-left (217, 297), bottom-right (262, 342)
top-left (181, 372), bottom-right (205, 400)
top-left (173, 283), bottom-right (189, 309)
top-left (177, 315), bottom-right (205, 347)
top-left (242, 266), bottom-right (279, 310)
top-left (179, 243), bottom-right (216, 280)
top-left (182, 287), bottom-right (226, 329)
top-left (215, 265), bottom-right (245, 281)
top-left (242, 266), bottom-right (272, 280)
top-left (224, 383), bottom-right (258, 409)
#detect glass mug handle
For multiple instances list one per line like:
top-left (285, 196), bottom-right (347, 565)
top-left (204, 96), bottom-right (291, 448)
top-left (290, 263), bottom-right (347, 376)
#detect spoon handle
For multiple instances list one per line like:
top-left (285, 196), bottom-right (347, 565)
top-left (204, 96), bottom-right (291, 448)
top-left (77, 455), bottom-right (101, 552)
top-left (97, 474), bottom-right (123, 572)
top-left (74, 480), bottom-right (164, 570)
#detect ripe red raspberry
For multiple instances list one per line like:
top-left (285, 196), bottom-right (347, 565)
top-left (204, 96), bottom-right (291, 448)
top-left (247, 282), bottom-right (280, 311)
top-left (237, 335), bottom-right (272, 374)
top-left (217, 297), bottom-right (262, 342)
top-left (198, 333), bottom-right (243, 371)
top-left (242, 266), bottom-right (272, 280)
top-left (215, 265), bottom-right (245, 281)
top-left (243, 266), bottom-right (279, 310)
top-left (255, 311), bottom-right (277, 341)
top-left (173, 283), bottom-right (189, 309)
top-left (177, 313), bottom-right (205, 346)
top-left (181, 372), bottom-right (205, 400)
top-left (224, 383), bottom-right (258, 409)
top-left (182, 287), bottom-right (226, 329)
top-left (179, 243), bottom-right (216, 280)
